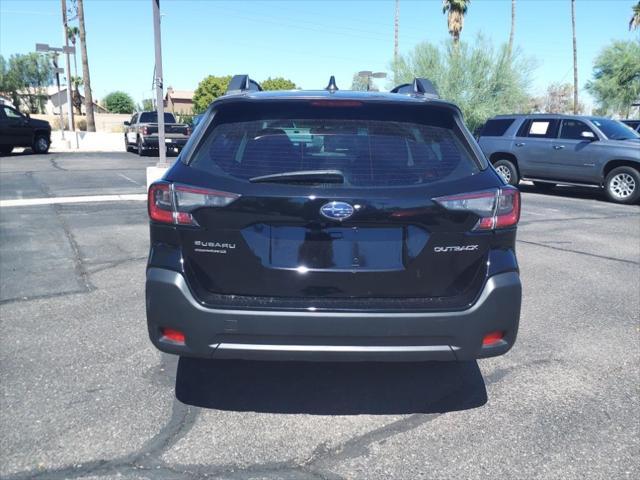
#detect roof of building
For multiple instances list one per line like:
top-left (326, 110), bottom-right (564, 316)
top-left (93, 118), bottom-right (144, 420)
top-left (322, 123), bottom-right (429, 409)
top-left (166, 89), bottom-right (194, 101)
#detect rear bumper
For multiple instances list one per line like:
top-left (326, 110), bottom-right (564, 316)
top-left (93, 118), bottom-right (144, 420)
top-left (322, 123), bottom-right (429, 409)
top-left (140, 136), bottom-right (188, 149)
top-left (146, 268), bottom-right (521, 361)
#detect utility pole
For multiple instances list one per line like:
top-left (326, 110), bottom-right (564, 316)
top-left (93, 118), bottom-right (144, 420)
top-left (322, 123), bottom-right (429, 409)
top-left (61, 0), bottom-right (75, 135)
top-left (152, 0), bottom-right (167, 167)
top-left (571, 0), bottom-right (579, 114)
top-left (394, 0), bottom-right (399, 61)
top-left (394, 0), bottom-right (399, 82)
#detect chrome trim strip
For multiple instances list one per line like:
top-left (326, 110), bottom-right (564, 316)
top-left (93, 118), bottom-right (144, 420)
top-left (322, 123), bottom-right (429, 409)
top-left (211, 343), bottom-right (457, 353)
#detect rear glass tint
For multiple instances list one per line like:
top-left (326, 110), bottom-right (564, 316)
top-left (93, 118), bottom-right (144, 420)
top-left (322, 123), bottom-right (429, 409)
top-left (188, 110), bottom-right (479, 187)
top-left (139, 112), bottom-right (176, 123)
top-left (481, 119), bottom-right (514, 137)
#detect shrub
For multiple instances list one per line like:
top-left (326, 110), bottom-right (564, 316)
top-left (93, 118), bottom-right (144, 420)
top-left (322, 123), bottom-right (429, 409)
top-left (103, 91), bottom-right (135, 114)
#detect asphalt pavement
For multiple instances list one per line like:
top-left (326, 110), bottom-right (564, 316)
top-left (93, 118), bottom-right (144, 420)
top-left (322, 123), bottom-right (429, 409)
top-left (1, 151), bottom-right (638, 480)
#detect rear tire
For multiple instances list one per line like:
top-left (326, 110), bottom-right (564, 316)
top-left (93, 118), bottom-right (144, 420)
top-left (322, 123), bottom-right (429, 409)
top-left (605, 166), bottom-right (640, 204)
top-left (0, 145), bottom-right (13, 155)
top-left (125, 136), bottom-right (132, 153)
top-left (32, 135), bottom-right (50, 154)
top-left (533, 182), bottom-right (555, 191)
top-left (493, 159), bottom-right (519, 186)
top-left (137, 137), bottom-right (145, 157)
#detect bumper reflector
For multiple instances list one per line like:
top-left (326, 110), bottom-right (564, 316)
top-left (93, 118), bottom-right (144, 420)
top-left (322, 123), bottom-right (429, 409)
top-left (161, 328), bottom-right (185, 345)
top-left (482, 331), bottom-right (504, 346)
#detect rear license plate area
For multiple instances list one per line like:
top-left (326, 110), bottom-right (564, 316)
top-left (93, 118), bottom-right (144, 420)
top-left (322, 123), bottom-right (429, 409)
top-left (270, 226), bottom-right (403, 271)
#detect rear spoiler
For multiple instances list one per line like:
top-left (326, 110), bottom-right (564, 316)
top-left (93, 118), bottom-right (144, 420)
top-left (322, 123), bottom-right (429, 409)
top-left (225, 75), bottom-right (263, 95)
top-left (390, 78), bottom-right (439, 98)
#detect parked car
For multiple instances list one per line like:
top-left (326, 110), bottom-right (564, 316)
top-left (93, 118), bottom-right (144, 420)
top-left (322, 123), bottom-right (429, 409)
top-left (622, 120), bottom-right (640, 132)
top-left (478, 114), bottom-right (640, 204)
top-left (0, 104), bottom-right (51, 155)
top-left (124, 111), bottom-right (191, 156)
top-left (145, 75), bottom-right (522, 362)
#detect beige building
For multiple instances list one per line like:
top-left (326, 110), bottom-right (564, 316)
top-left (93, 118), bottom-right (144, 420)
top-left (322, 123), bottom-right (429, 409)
top-left (164, 87), bottom-right (195, 115)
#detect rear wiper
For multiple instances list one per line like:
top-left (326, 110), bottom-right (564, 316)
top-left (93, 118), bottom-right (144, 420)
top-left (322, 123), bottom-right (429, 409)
top-left (249, 170), bottom-right (345, 184)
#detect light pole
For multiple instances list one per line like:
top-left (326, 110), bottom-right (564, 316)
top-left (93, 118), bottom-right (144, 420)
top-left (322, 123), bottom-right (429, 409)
top-left (61, 0), bottom-right (75, 133)
top-left (358, 71), bottom-right (387, 91)
top-left (36, 43), bottom-right (74, 142)
top-left (146, 0), bottom-right (169, 188)
top-left (153, 0), bottom-right (167, 168)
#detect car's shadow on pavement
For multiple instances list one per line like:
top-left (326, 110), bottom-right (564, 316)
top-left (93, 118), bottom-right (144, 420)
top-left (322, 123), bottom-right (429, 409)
top-left (519, 183), bottom-right (609, 203)
top-left (175, 358), bottom-right (487, 415)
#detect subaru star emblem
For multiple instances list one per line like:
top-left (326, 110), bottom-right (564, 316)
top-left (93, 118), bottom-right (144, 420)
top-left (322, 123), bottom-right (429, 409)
top-left (320, 201), bottom-right (354, 221)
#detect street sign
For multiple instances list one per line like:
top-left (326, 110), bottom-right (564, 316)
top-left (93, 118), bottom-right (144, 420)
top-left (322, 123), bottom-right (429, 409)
top-left (35, 43), bottom-right (50, 52)
top-left (62, 46), bottom-right (75, 54)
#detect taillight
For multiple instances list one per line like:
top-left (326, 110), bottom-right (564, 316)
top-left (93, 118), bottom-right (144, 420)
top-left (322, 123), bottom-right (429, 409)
top-left (141, 126), bottom-right (149, 135)
top-left (148, 182), bottom-right (239, 226)
top-left (185, 126), bottom-right (191, 136)
top-left (433, 187), bottom-right (520, 231)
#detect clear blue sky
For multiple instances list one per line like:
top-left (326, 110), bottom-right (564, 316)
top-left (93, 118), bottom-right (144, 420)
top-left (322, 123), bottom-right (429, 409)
top-left (1, 0), bottom-right (638, 108)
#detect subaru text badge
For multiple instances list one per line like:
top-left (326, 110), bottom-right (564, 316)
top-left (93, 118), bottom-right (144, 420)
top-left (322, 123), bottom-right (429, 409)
top-left (320, 201), bottom-right (354, 221)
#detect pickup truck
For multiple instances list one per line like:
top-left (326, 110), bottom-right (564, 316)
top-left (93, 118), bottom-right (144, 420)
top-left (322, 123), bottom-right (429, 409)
top-left (124, 111), bottom-right (191, 156)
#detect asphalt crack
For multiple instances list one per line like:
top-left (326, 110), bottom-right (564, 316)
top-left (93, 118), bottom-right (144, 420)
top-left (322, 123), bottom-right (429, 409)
top-left (517, 239), bottom-right (639, 265)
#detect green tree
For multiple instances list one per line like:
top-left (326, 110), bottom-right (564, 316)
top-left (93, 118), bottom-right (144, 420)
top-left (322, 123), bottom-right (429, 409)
top-left (103, 91), bottom-right (135, 113)
top-left (192, 75), bottom-right (232, 113)
top-left (442, 0), bottom-right (471, 46)
top-left (261, 77), bottom-right (297, 90)
top-left (351, 73), bottom-right (369, 91)
top-left (141, 98), bottom-right (154, 111)
top-left (393, 35), bottom-right (534, 131)
top-left (586, 40), bottom-right (640, 118)
top-left (1, 53), bottom-right (53, 113)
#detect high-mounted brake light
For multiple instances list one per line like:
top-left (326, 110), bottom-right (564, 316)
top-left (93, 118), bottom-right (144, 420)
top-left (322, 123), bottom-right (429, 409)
top-left (433, 187), bottom-right (520, 231)
top-left (310, 100), bottom-right (363, 107)
top-left (148, 182), bottom-right (239, 226)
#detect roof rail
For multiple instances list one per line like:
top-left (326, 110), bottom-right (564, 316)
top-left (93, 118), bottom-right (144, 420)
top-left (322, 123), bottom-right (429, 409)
top-left (225, 75), bottom-right (263, 95)
top-left (390, 78), bottom-right (439, 98)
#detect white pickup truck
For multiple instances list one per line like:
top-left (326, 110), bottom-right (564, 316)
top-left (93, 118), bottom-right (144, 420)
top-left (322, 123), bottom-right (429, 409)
top-left (124, 111), bottom-right (191, 156)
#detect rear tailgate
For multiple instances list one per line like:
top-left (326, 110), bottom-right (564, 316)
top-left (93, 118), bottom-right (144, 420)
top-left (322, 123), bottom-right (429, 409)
top-left (156, 99), bottom-right (507, 310)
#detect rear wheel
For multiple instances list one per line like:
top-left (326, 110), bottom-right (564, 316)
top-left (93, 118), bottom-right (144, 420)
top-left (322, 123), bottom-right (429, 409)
top-left (32, 135), bottom-right (50, 154)
top-left (533, 182), bottom-right (555, 191)
top-left (493, 159), bottom-right (519, 186)
top-left (125, 136), bottom-right (132, 153)
top-left (137, 137), bottom-right (145, 156)
top-left (605, 166), bottom-right (640, 204)
top-left (0, 145), bottom-right (13, 155)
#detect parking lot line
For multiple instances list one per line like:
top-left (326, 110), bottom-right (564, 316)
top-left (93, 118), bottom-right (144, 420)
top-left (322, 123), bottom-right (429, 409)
top-left (0, 194), bottom-right (147, 207)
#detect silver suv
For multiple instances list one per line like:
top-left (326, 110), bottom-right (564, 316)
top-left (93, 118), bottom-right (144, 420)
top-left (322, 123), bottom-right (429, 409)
top-left (478, 114), bottom-right (640, 204)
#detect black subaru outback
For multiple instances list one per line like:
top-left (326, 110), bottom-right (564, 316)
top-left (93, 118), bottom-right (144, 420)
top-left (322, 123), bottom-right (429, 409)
top-left (146, 75), bottom-right (522, 362)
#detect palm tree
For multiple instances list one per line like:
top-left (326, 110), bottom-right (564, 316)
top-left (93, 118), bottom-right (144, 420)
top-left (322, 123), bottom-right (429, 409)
top-left (571, 0), bottom-right (579, 114)
top-left (630, 2), bottom-right (640, 31)
top-left (66, 26), bottom-right (80, 79)
top-left (66, 26), bottom-right (82, 115)
top-left (77, 0), bottom-right (95, 132)
top-left (508, 0), bottom-right (516, 56)
top-left (442, 0), bottom-right (471, 46)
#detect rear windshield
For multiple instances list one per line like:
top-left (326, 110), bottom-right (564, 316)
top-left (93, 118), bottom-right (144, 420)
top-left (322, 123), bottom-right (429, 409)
top-left (188, 113), bottom-right (479, 187)
top-left (591, 118), bottom-right (640, 140)
top-left (139, 112), bottom-right (176, 123)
